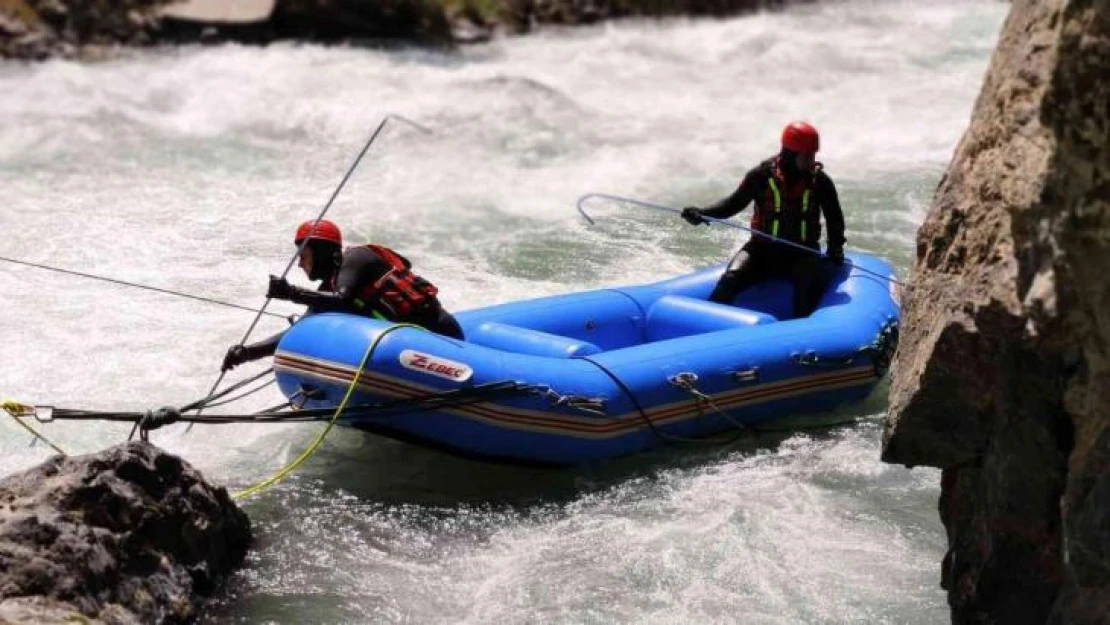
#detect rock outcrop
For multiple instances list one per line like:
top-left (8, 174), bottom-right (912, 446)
top-left (0, 442), bottom-right (251, 624)
top-left (882, 0), bottom-right (1109, 623)
top-left (1, 0), bottom-right (810, 60)
top-left (0, 0), bottom-right (454, 59)
top-left (0, 0), bottom-right (168, 60)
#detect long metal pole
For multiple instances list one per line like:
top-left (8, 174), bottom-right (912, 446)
top-left (192, 114), bottom-right (431, 424)
top-left (575, 192), bottom-right (904, 286)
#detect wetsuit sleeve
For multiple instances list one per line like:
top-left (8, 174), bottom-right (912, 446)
top-left (817, 171), bottom-right (846, 250)
top-left (243, 331), bottom-right (283, 359)
top-left (283, 283), bottom-right (351, 313)
top-left (284, 247), bottom-right (387, 315)
top-left (700, 166), bottom-right (763, 220)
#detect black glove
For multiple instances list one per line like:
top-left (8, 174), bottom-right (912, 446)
top-left (826, 246), bottom-right (845, 265)
top-left (267, 275), bottom-right (294, 301)
top-left (221, 345), bottom-right (251, 372)
top-left (681, 206), bottom-right (708, 225)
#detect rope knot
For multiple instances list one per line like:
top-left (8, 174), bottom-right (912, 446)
top-left (2, 400), bottom-right (37, 417)
top-left (137, 406), bottom-right (182, 441)
top-left (668, 372), bottom-right (707, 398)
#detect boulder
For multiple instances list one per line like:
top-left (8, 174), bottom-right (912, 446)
top-left (0, 0), bottom-right (169, 59)
top-left (882, 0), bottom-right (1110, 622)
top-left (0, 442), bottom-right (251, 624)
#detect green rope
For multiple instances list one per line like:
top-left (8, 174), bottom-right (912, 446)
top-left (232, 323), bottom-right (420, 499)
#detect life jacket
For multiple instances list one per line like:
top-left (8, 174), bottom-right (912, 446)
top-left (750, 158), bottom-right (823, 249)
top-left (351, 244), bottom-right (440, 320)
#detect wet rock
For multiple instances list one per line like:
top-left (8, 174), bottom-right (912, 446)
top-left (0, 0), bottom-right (170, 60)
top-left (883, 0), bottom-right (1110, 623)
top-left (0, 442), bottom-right (251, 624)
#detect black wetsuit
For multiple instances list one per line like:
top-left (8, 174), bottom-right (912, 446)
top-left (700, 154), bottom-right (846, 318)
top-left (244, 246), bottom-right (464, 359)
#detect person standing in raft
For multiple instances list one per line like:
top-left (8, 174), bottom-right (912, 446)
top-left (221, 219), bottom-right (464, 371)
top-left (680, 121), bottom-right (846, 319)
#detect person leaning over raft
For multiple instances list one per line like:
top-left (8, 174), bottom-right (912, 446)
top-left (680, 121), bottom-right (846, 319)
top-left (221, 219), bottom-right (464, 371)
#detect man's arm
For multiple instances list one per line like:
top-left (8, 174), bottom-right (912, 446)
top-left (278, 282), bottom-right (352, 313)
top-left (221, 330), bottom-right (283, 371)
top-left (699, 167), bottom-right (763, 220)
top-left (817, 171), bottom-right (846, 251)
top-left (245, 331), bottom-right (283, 357)
top-left (276, 247), bottom-right (384, 314)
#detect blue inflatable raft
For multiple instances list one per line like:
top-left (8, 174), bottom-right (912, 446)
top-left (273, 252), bottom-right (900, 465)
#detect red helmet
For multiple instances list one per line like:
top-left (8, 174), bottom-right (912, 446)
top-left (781, 121), bottom-right (820, 154)
top-left (294, 219), bottom-right (342, 246)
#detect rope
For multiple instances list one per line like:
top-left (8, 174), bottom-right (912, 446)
top-left (231, 323), bottom-right (420, 500)
top-left (0, 255), bottom-right (291, 319)
top-left (179, 369), bottom-right (275, 413)
top-left (192, 379), bottom-right (276, 410)
top-left (578, 359), bottom-right (751, 446)
top-left (576, 192), bottom-right (906, 287)
top-left (8, 381), bottom-right (530, 433)
top-left (3, 400), bottom-right (68, 455)
top-left (667, 373), bottom-right (756, 443)
top-left (161, 367), bottom-right (276, 437)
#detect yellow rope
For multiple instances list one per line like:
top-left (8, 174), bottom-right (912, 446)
top-left (2, 400), bottom-right (68, 455)
top-left (232, 324), bottom-right (420, 500)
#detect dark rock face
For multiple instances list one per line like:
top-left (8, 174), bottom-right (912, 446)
top-left (269, 0), bottom-right (453, 44)
top-left (0, 0), bottom-right (167, 60)
top-left (0, 0), bottom-right (455, 59)
top-left (0, 0), bottom-right (812, 59)
top-left (0, 442), bottom-right (251, 624)
top-left (882, 0), bottom-right (1109, 623)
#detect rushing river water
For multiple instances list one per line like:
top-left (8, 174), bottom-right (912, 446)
top-left (0, 1), bottom-right (1008, 622)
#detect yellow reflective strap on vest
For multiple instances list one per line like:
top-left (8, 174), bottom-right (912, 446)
top-left (801, 189), bottom-right (811, 241)
top-left (767, 177), bottom-right (782, 236)
top-left (768, 178), bottom-right (782, 212)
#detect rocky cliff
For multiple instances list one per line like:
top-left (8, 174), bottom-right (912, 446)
top-left (882, 0), bottom-right (1109, 623)
top-left (0, 442), bottom-right (251, 624)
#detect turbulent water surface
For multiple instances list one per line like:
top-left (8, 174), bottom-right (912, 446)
top-left (1, 1), bottom-right (1007, 622)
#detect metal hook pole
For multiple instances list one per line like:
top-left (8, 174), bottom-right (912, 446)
top-left (575, 192), bottom-right (905, 287)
